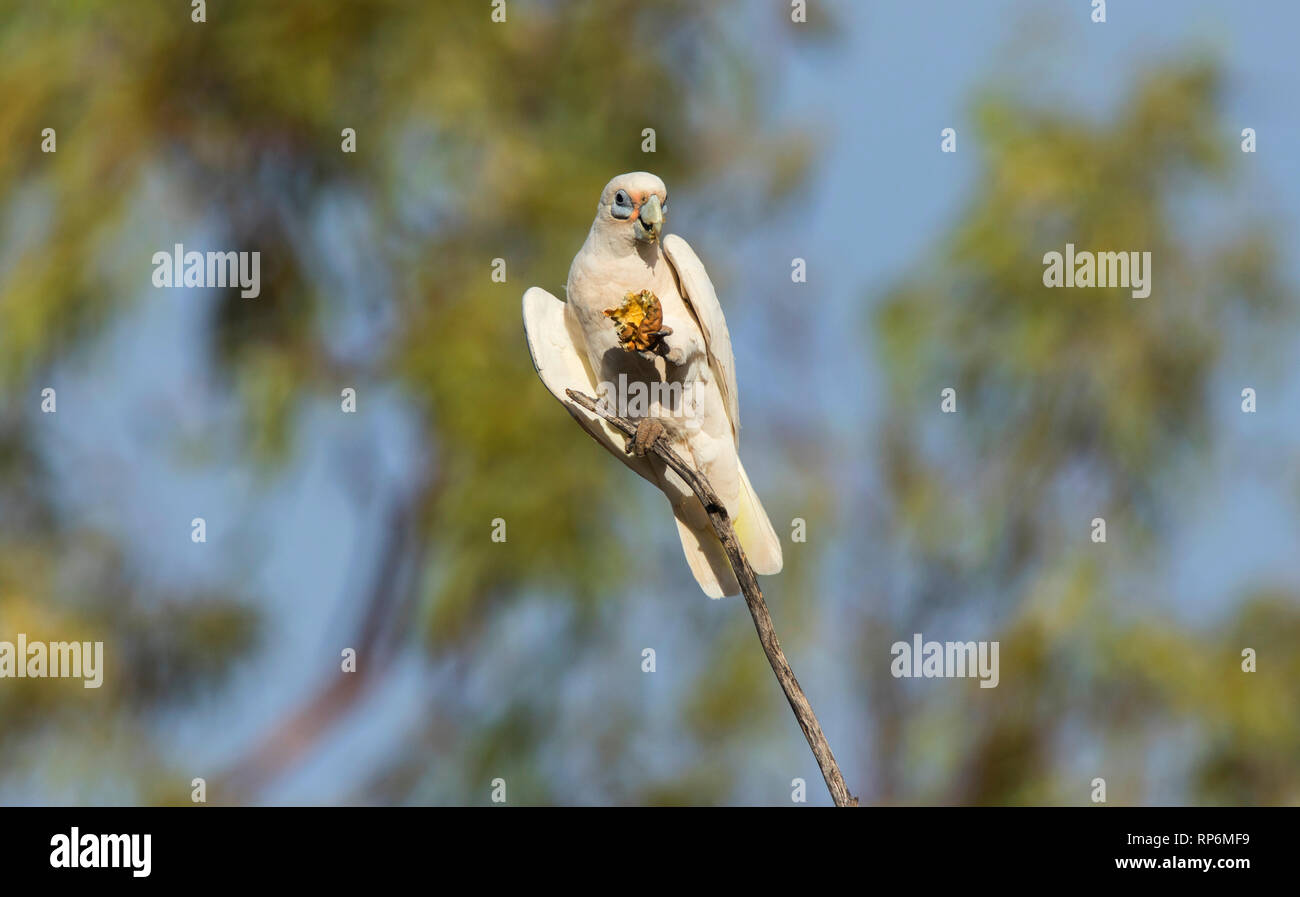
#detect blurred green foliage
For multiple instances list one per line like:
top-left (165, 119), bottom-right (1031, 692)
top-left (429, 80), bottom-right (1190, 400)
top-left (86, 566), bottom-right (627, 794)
top-left (870, 60), bottom-right (1299, 805)
top-left (0, 0), bottom-right (817, 803)
top-left (0, 2), bottom-right (1294, 806)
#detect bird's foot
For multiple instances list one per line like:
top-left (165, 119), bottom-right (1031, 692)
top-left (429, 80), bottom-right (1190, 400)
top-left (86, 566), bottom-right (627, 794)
top-left (624, 417), bottom-right (666, 457)
top-left (637, 326), bottom-right (676, 363)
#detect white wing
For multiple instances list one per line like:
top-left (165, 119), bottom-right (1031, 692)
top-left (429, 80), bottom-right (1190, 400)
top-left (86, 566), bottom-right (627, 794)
top-left (522, 286), bottom-right (657, 483)
top-left (662, 233), bottom-right (740, 443)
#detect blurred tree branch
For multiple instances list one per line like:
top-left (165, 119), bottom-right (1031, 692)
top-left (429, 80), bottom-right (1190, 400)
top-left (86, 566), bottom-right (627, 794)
top-left (566, 390), bottom-right (858, 807)
top-left (220, 477), bottom-right (436, 798)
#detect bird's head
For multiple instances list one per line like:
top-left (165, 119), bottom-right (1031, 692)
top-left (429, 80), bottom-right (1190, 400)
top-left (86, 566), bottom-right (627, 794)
top-left (594, 172), bottom-right (667, 249)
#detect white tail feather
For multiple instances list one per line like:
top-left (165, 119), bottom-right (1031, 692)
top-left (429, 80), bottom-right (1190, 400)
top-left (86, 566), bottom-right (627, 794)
top-left (734, 460), bottom-right (783, 575)
top-left (672, 501), bottom-right (740, 599)
top-left (669, 459), bottom-right (782, 598)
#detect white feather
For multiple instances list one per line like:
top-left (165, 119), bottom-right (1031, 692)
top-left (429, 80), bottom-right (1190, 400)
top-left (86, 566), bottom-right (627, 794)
top-left (662, 233), bottom-right (741, 443)
top-left (522, 286), bottom-right (657, 484)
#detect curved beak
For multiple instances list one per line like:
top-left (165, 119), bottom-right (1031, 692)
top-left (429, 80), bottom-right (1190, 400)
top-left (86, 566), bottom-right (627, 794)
top-left (636, 194), bottom-right (664, 243)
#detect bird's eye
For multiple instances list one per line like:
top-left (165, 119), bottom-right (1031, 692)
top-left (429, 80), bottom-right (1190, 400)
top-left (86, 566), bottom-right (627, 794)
top-left (611, 189), bottom-right (633, 219)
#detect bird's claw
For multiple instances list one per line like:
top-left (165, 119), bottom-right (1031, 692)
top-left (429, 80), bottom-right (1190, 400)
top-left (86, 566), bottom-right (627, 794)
top-left (624, 418), bottom-right (666, 457)
top-left (638, 327), bottom-right (677, 363)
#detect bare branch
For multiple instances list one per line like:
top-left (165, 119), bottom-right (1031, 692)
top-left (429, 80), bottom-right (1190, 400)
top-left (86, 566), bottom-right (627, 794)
top-left (565, 389), bottom-right (859, 807)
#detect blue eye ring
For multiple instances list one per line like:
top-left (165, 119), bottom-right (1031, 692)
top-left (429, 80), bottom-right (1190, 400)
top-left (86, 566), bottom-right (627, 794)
top-left (611, 189), bottom-right (633, 219)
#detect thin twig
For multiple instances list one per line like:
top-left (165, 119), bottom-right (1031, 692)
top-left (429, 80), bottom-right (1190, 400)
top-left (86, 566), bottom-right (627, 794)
top-left (565, 389), bottom-right (859, 807)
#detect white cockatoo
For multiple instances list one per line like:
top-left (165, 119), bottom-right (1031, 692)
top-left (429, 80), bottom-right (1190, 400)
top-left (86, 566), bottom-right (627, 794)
top-left (522, 171), bottom-right (782, 598)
